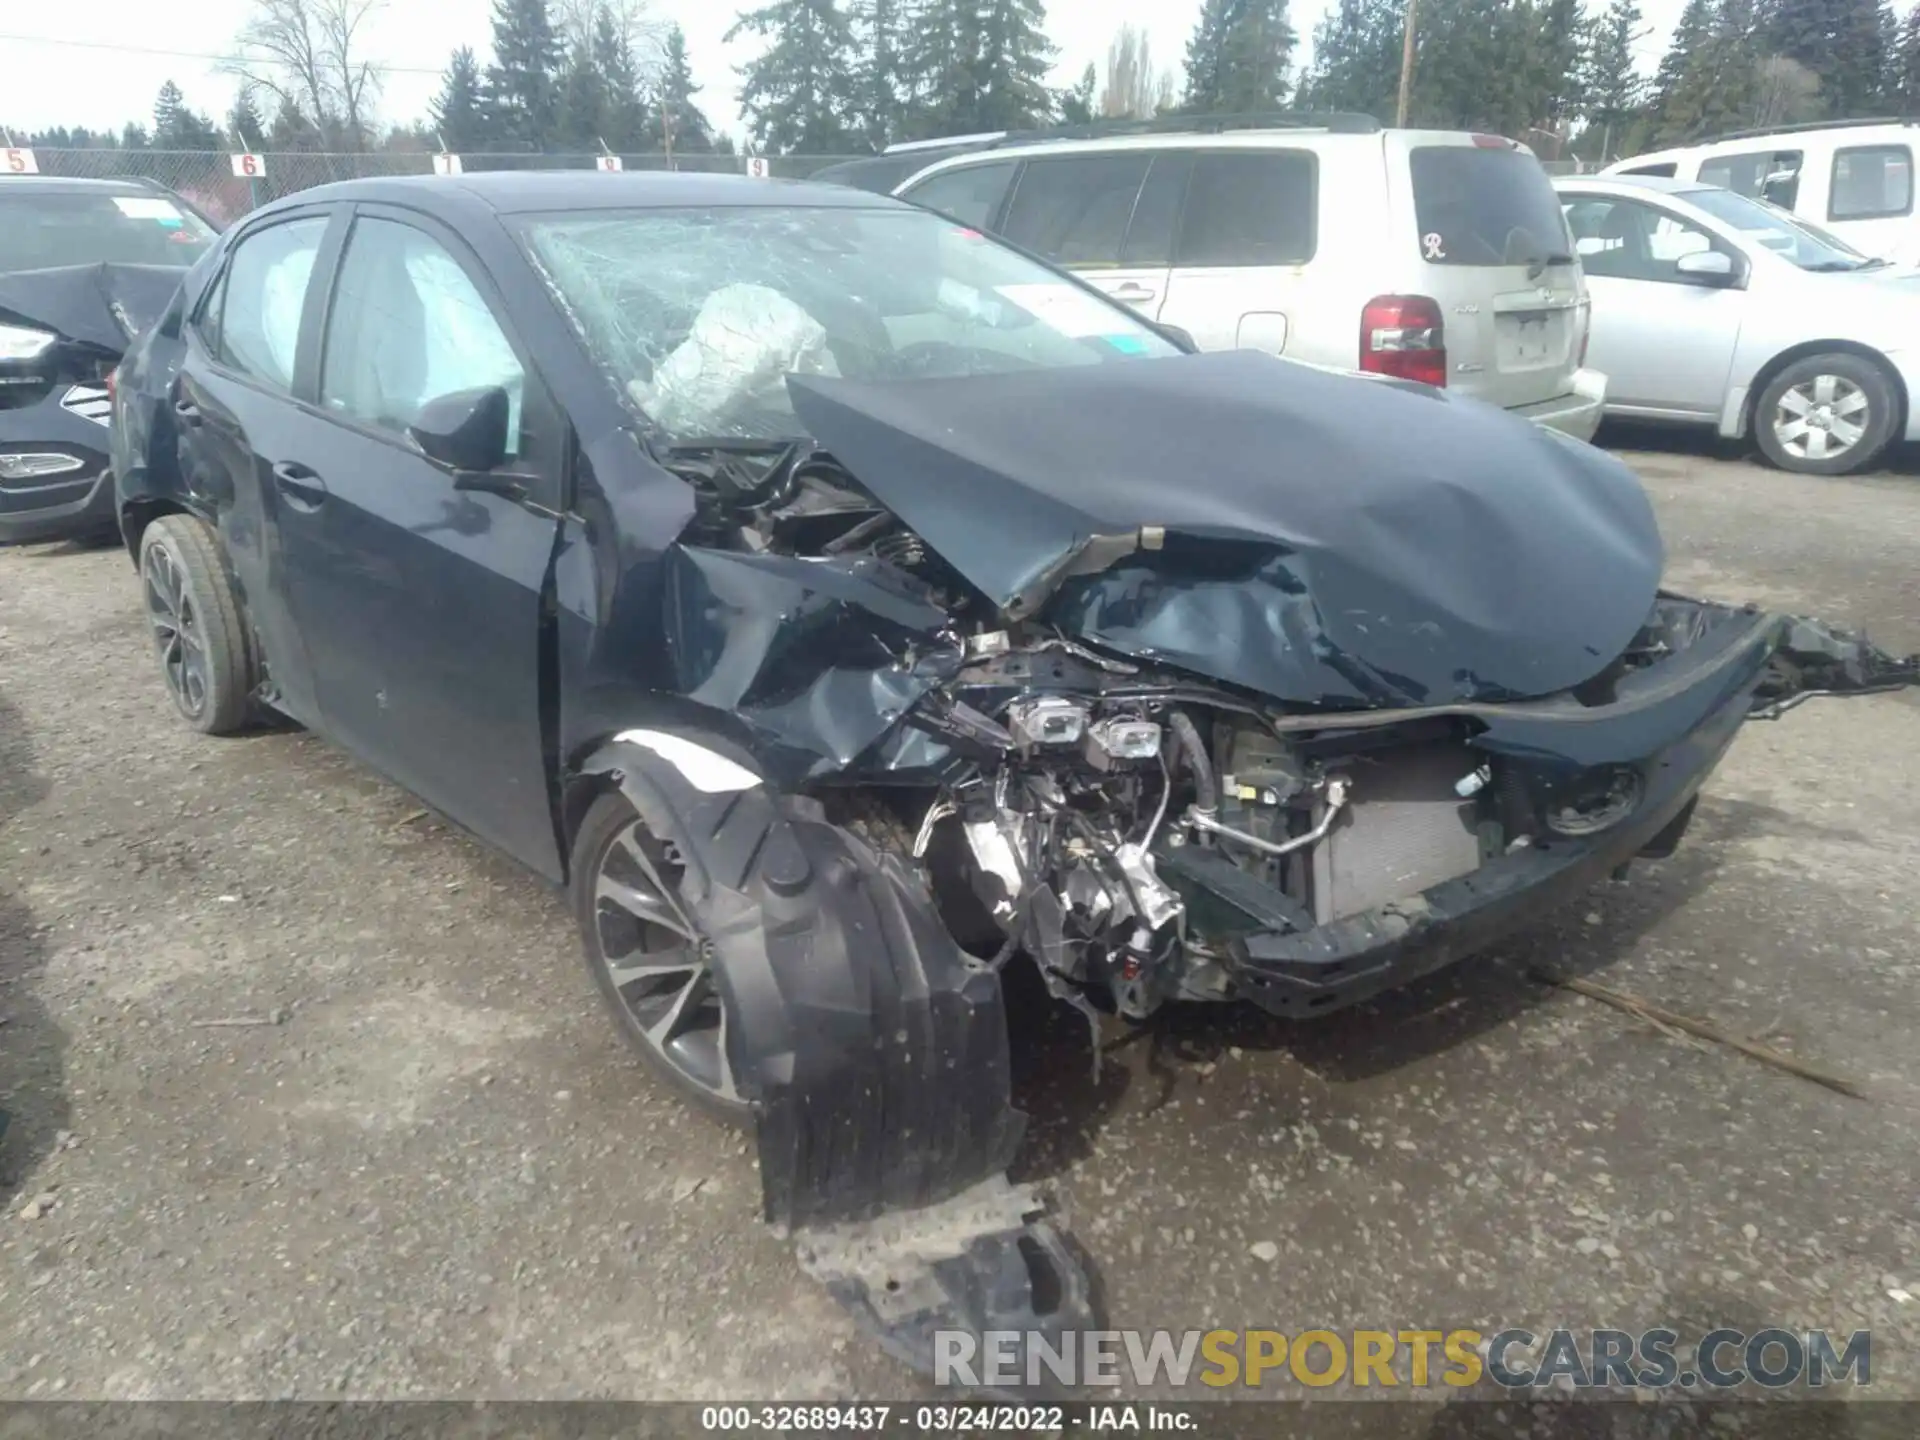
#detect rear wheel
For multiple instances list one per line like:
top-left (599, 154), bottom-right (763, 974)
top-left (571, 791), bottom-right (750, 1126)
top-left (1754, 353), bottom-right (1898, 476)
top-left (137, 514), bottom-right (254, 734)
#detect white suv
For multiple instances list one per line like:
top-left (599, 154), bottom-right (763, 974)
top-left (893, 120), bottom-right (1606, 440)
top-left (1603, 120), bottom-right (1920, 267)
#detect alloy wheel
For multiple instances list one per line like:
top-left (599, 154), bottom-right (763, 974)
top-left (1772, 374), bottom-right (1869, 463)
top-left (590, 819), bottom-right (739, 1104)
top-left (142, 541), bottom-right (208, 720)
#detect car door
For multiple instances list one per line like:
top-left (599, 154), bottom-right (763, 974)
top-left (172, 207), bottom-right (337, 725)
top-left (1156, 149), bottom-right (1315, 355)
top-left (275, 204), bottom-right (566, 879)
top-left (996, 152), bottom-right (1175, 319)
top-left (1562, 194), bottom-right (1747, 417)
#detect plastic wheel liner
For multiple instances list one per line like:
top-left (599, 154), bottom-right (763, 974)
top-left (577, 734), bottom-right (1094, 1388)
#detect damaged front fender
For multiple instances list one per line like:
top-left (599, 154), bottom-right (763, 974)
top-left (575, 734), bottom-right (1095, 1378)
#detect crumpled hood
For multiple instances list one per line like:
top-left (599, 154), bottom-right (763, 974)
top-left (0, 262), bottom-right (184, 354)
top-left (788, 351), bottom-right (1664, 709)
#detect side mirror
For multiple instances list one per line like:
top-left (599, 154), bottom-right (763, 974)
top-left (408, 385), bottom-right (510, 474)
top-left (1675, 250), bottom-right (1737, 287)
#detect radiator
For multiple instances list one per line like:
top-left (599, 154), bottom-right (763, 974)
top-left (1311, 742), bottom-right (1485, 923)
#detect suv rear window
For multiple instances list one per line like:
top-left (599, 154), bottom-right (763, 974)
top-left (1409, 145), bottom-right (1570, 266)
top-left (0, 190), bottom-right (216, 273)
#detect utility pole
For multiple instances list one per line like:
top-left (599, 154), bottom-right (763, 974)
top-left (1396, 0), bottom-right (1418, 127)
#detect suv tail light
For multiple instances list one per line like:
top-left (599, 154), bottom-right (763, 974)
top-left (1360, 295), bottom-right (1447, 388)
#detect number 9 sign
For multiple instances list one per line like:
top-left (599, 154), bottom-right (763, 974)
top-left (4, 148), bottom-right (39, 174)
top-left (229, 152), bottom-right (267, 178)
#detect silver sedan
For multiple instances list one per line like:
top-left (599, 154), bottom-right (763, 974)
top-left (1554, 174), bottom-right (1920, 475)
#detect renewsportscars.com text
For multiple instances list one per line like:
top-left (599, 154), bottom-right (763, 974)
top-left (934, 1327), bottom-right (1872, 1391)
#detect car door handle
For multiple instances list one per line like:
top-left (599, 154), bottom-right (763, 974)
top-left (173, 398), bottom-right (202, 427)
top-left (271, 461), bottom-right (328, 509)
top-left (1110, 284), bottom-right (1158, 302)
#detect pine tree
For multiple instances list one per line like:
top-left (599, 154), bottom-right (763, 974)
top-left (972, 0), bottom-right (1057, 129)
top-left (1532, 0), bottom-right (1587, 132)
top-left (1059, 61), bottom-right (1098, 123)
top-left (849, 0), bottom-right (907, 146)
top-left (1895, 0), bottom-right (1920, 109)
top-left (120, 123), bottom-right (150, 150)
top-left (899, 0), bottom-right (982, 136)
top-left (1582, 0), bottom-right (1649, 156)
top-left (1763, 0), bottom-right (1888, 115)
top-left (152, 81), bottom-right (187, 144)
top-left (592, 12), bottom-right (650, 152)
top-left (433, 46), bottom-right (492, 150)
top-left (557, 41), bottom-right (611, 148)
top-left (1296, 0), bottom-right (1404, 118)
top-left (729, 0), bottom-right (859, 153)
top-left (1183, 0), bottom-right (1294, 113)
top-left (659, 25), bottom-right (717, 153)
top-left (487, 0), bottom-right (566, 148)
top-left (228, 88), bottom-right (266, 150)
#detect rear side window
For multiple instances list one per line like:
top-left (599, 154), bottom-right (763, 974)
top-left (1000, 155), bottom-right (1151, 266)
top-left (902, 161), bottom-right (1018, 230)
top-left (1618, 162), bottom-right (1677, 178)
top-left (1830, 145), bottom-right (1913, 220)
top-left (1118, 154), bottom-right (1192, 265)
top-left (1698, 149), bottom-right (1803, 210)
top-left (1176, 151), bottom-right (1316, 266)
top-left (1409, 145), bottom-right (1569, 266)
top-left (214, 216), bottom-right (326, 392)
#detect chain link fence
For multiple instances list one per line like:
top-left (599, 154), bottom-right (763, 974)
top-left (20, 148), bottom-right (865, 226)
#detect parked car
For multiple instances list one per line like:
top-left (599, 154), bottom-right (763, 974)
top-left (891, 117), bottom-right (1608, 440)
top-left (0, 176), bottom-right (218, 545)
top-left (1602, 119), bottom-right (1920, 267)
top-left (808, 133), bottom-right (1010, 194)
top-left (1555, 173), bottom-right (1920, 475)
top-left (111, 170), bottom-right (1916, 1378)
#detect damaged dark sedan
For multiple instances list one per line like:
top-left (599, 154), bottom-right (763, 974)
top-left (0, 176), bottom-right (216, 544)
top-left (111, 173), bottom-right (1918, 1379)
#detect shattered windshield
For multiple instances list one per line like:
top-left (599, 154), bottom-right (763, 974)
top-left (520, 205), bottom-right (1180, 442)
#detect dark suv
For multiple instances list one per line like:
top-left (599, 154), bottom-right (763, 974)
top-left (0, 176), bottom-right (215, 544)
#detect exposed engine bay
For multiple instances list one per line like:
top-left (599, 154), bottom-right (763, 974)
top-left (647, 424), bottom-right (1914, 1033)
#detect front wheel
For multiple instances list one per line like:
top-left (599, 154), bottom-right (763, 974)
top-left (1754, 353), bottom-right (1899, 476)
top-left (571, 792), bottom-right (751, 1126)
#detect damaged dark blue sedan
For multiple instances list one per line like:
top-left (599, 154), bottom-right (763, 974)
top-left (111, 172), bottom-right (1917, 1379)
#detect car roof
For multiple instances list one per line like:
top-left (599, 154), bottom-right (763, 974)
top-left (251, 170), bottom-right (900, 220)
top-left (1554, 174), bottom-right (1713, 198)
top-left (0, 175), bottom-right (167, 197)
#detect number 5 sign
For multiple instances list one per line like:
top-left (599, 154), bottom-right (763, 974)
top-left (4, 148), bottom-right (39, 174)
top-left (229, 152), bottom-right (267, 178)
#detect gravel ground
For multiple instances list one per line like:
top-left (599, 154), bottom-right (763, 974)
top-left (1, 434), bottom-right (1917, 1404)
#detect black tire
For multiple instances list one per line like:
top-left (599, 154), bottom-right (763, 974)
top-left (1753, 352), bottom-right (1899, 476)
top-left (137, 514), bottom-right (254, 735)
top-left (571, 790), bottom-right (751, 1127)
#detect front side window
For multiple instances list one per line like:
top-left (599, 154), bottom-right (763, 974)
top-left (1829, 145), bottom-right (1913, 220)
top-left (521, 204), bottom-right (1180, 443)
top-left (215, 216), bottom-right (326, 391)
top-left (1699, 148), bottom-right (1803, 210)
top-left (999, 155), bottom-right (1152, 266)
top-left (319, 217), bottom-right (525, 454)
top-left (1176, 151), bottom-right (1316, 267)
top-left (1562, 197), bottom-right (1718, 282)
top-left (901, 161), bottom-right (1018, 230)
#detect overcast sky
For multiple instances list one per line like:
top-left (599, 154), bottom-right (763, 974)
top-left (0, 0), bottom-right (1678, 148)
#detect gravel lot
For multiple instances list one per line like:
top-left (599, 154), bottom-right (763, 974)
top-left (2, 434), bottom-right (1918, 1404)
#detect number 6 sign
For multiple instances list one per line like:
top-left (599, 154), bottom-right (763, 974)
top-left (229, 152), bottom-right (267, 178)
top-left (4, 148), bottom-right (39, 174)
